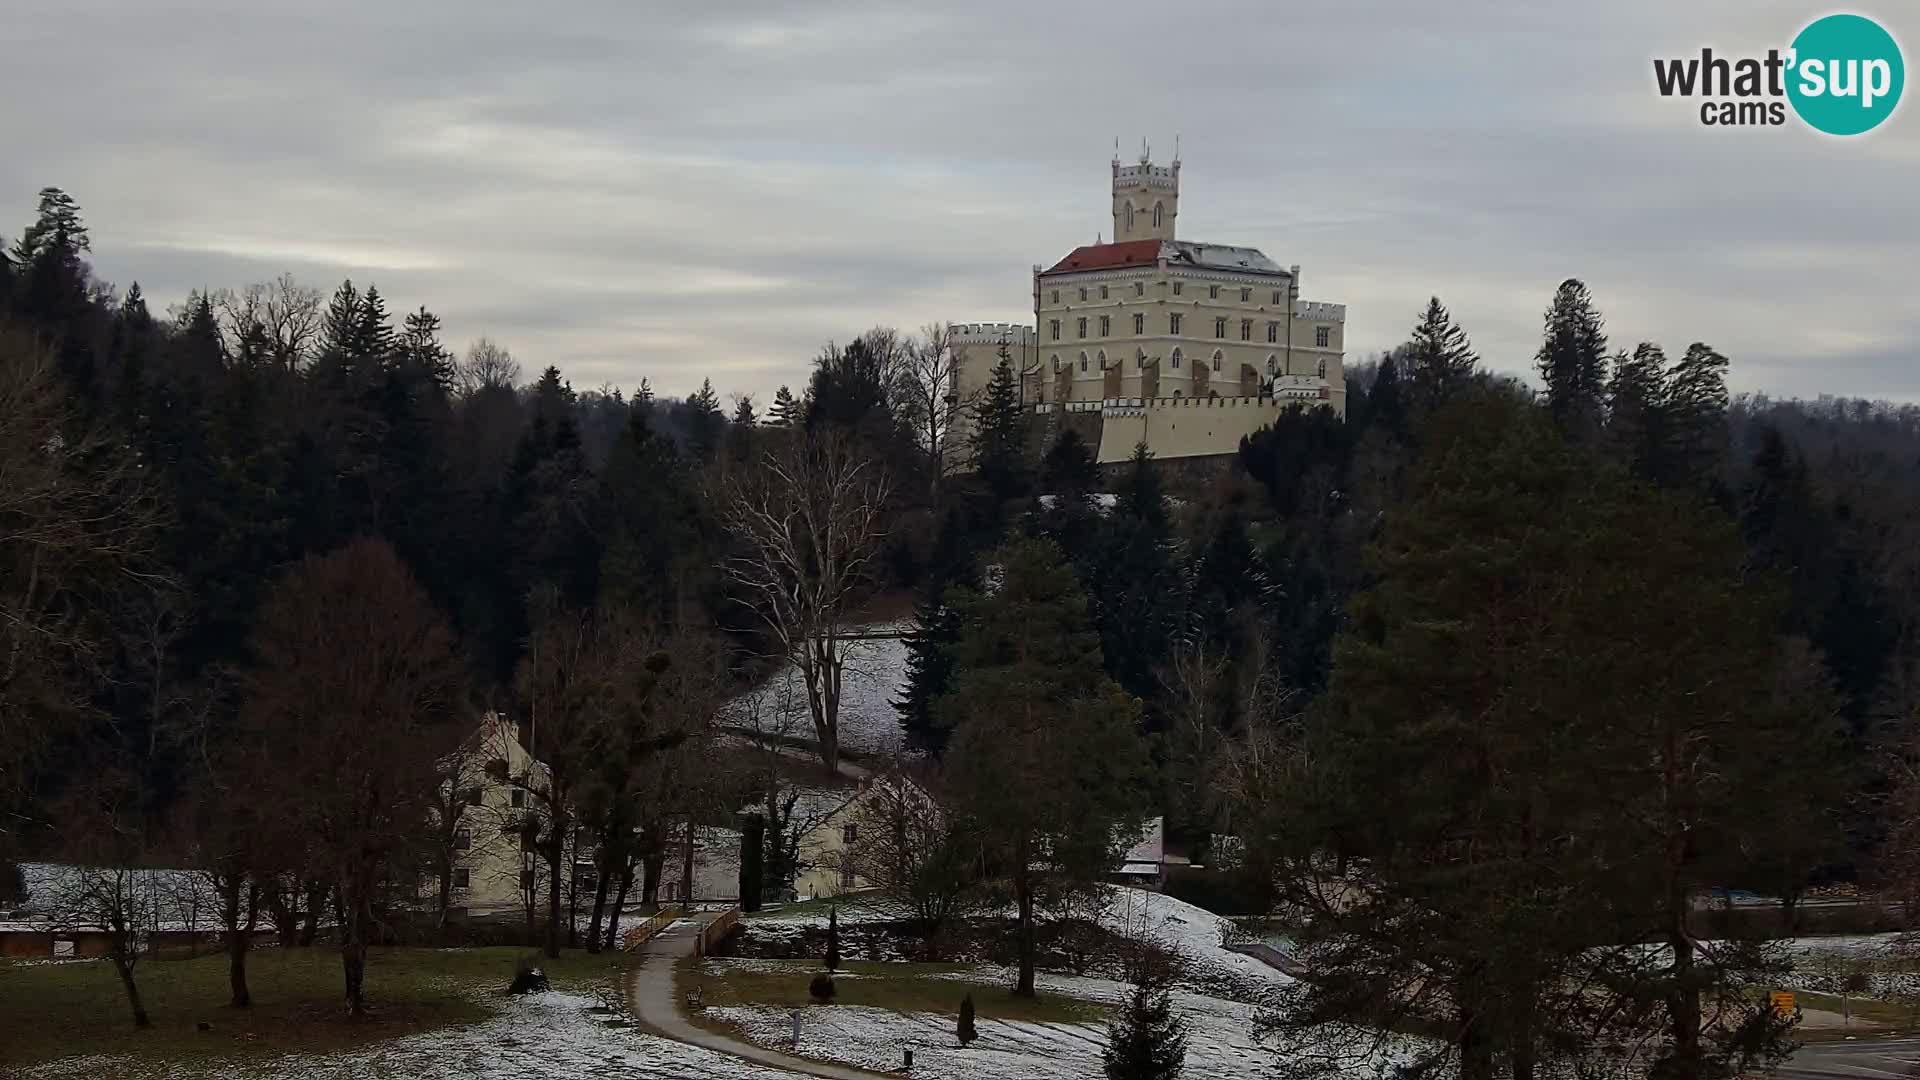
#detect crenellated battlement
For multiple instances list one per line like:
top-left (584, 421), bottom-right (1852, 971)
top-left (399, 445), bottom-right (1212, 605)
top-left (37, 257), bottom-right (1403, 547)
top-left (949, 322), bottom-right (1035, 346)
top-left (1295, 301), bottom-right (1346, 323)
top-left (1112, 163), bottom-right (1179, 191)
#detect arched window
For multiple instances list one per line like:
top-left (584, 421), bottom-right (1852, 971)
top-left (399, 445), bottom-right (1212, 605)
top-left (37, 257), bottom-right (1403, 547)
top-left (1125, 203), bottom-right (1135, 232)
top-left (1096, 350), bottom-right (1107, 370)
top-left (1171, 348), bottom-right (1182, 369)
top-left (1211, 350), bottom-right (1223, 372)
top-left (1266, 354), bottom-right (1278, 375)
top-left (1051, 354), bottom-right (1061, 371)
top-left (1172, 389), bottom-right (1183, 397)
top-left (1137, 349), bottom-right (1147, 370)
top-left (1153, 202), bottom-right (1163, 228)
top-left (1079, 351), bottom-right (1089, 372)
top-left (1316, 358), bottom-right (1328, 378)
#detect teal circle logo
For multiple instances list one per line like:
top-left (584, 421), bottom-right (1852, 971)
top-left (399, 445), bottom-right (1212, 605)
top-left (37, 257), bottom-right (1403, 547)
top-left (1787, 14), bottom-right (1904, 135)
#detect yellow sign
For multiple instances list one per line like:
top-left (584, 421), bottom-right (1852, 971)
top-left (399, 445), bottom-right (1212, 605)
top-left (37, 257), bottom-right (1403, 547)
top-left (1769, 991), bottom-right (1795, 1017)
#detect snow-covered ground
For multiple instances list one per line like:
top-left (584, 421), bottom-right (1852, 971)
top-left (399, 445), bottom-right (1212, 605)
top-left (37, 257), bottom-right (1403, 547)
top-left (708, 977), bottom-right (1275, 1080)
top-left (17, 992), bottom-right (818, 1080)
top-left (726, 630), bottom-right (910, 758)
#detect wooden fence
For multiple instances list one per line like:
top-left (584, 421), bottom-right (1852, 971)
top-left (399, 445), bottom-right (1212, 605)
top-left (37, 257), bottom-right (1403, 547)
top-left (620, 908), bottom-right (680, 952)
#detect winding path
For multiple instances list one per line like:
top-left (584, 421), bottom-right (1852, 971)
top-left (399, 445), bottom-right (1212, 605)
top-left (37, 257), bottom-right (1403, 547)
top-left (625, 913), bottom-right (893, 1080)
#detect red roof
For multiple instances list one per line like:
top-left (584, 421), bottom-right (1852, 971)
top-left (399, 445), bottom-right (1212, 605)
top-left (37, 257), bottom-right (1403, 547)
top-left (1041, 239), bottom-right (1164, 276)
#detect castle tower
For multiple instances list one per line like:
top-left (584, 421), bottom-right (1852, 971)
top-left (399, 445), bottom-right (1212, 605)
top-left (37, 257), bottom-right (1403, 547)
top-left (1112, 142), bottom-right (1179, 242)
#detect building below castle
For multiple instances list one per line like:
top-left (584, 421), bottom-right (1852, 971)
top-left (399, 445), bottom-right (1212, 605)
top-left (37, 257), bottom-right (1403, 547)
top-left (949, 148), bottom-right (1347, 467)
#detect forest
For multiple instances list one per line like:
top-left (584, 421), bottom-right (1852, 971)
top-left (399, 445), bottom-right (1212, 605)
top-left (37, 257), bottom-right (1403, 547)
top-left (6, 185), bottom-right (1920, 1078)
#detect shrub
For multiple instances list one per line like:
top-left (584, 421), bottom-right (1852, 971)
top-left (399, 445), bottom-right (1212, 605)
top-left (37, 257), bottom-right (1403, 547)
top-left (826, 906), bottom-right (841, 971)
top-left (958, 992), bottom-right (977, 1046)
top-left (809, 972), bottom-right (836, 1002)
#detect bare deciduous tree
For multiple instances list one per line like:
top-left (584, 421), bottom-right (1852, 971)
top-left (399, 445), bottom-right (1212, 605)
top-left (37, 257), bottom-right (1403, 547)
top-left (898, 323), bottom-right (965, 491)
top-left (458, 337), bottom-right (522, 397)
top-left (721, 434), bottom-right (890, 773)
top-left (845, 764), bottom-right (977, 956)
top-left (243, 539), bottom-right (470, 1015)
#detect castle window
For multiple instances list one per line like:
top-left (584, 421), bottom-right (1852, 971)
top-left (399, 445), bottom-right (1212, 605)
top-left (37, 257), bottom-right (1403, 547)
top-left (1097, 350), bottom-right (1106, 369)
top-left (1171, 348), bottom-right (1182, 369)
top-left (1153, 202), bottom-right (1163, 228)
top-left (1050, 319), bottom-right (1061, 340)
top-left (1317, 358), bottom-right (1328, 377)
top-left (453, 868), bottom-right (470, 889)
top-left (1169, 313), bottom-right (1182, 335)
top-left (1137, 349), bottom-right (1147, 369)
top-left (454, 827), bottom-right (472, 851)
top-left (1267, 355), bottom-right (1278, 375)
top-left (1077, 317), bottom-right (1087, 339)
top-left (1133, 313), bottom-right (1144, 335)
top-left (1240, 319), bottom-right (1252, 341)
top-left (1050, 289), bottom-right (1059, 304)
top-left (1099, 315), bottom-right (1110, 337)
top-left (841, 863), bottom-right (856, 888)
top-left (1134, 281), bottom-right (1144, 297)
top-left (1271, 290), bottom-right (1283, 305)
top-left (1316, 326), bottom-right (1331, 347)
top-left (1208, 285), bottom-right (1220, 300)
top-left (1100, 285), bottom-right (1109, 300)
top-left (1125, 203), bottom-right (1134, 232)
top-left (1211, 350), bottom-right (1223, 371)
top-left (1240, 287), bottom-right (1251, 302)
top-left (1214, 317), bottom-right (1227, 338)
top-left (1080, 352), bottom-right (1089, 372)
top-left (1172, 281), bottom-right (1182, 296)
top-left (1267, 322), bottom-right (1279, 343)
top-left (1079, 287), bottom-right (1088, 302)
top-left (1051, 354), bottom-right (1061, 371)
top-left (510, 789), bottom-right (525, 808)
top-left (843, 824), bottom-right (858, 843)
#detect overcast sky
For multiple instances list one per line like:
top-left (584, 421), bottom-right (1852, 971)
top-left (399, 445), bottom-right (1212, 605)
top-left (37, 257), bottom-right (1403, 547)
top-left (4, 1), bottom-right (1915, 402)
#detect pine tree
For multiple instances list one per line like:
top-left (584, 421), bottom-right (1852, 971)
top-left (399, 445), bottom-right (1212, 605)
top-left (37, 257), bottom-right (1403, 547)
top-left (971, 349), bottom-right (1029, 507)
top-left (957, 992), bottom-right (978, 1046)
top-left (896, 508), bottom-right (978, 752)
top-left (769, 385), bottom-right (798, 427)
top-left (940, 538), bottom-right (1150, 996)
top-left (1402, 297), bottom-right (1478, 414)
top-left (398, 306), bottom-right (456, 390)
top-left (1661, 342), bottom-right (1730, 491)
top-left (687, 378), bottom-right (724, 460)
top-left (1364, 354), bottom-right (1408, 440)
top-left (1103, 970), bottom-right (1189, 1080)
top-left (825, 905), bottom-right (841, 971)
top-left (731, 395), bottom-right (756, 425)
top-left (1114, 442), bottom-right (1167, 534)
top-left (1535, 278), bottom-right (1609, 442)
top-left (1606, 343), bottom-right (1668, 480)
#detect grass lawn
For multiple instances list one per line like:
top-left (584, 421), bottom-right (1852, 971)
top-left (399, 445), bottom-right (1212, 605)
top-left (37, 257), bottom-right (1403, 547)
top-left (0, 945), bottom-right (627, 1074)
top-left (683, 956), bottom-right (1106, 1025)
top-left (1788, 989), bottom-right (1918, 1030)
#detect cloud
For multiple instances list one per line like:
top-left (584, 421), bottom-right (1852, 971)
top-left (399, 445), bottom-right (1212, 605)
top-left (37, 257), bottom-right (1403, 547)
top-left (1, 0), bottom-right (1913, 400)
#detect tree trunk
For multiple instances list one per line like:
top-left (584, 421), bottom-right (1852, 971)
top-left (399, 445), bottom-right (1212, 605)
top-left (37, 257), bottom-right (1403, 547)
top-left (1508, 985), bottom-right (1536, 1080)
top-left (112, 949), bottom-right (150, 1028)
top-left (220, 871), bottom-right (251, 1008)
top-left (341, 881), bottom-right (369, 1016)
top-left (681, 816), bottom-right (697, 903)
top-left (264, 882), bottom-right (298, 949)
top-left (1668, 882), bottom-right (1701, 1077)
top-left (545, 812), bottom-right (566, 959)
top-left (435, 847), bottom-right (454, 941)
top-left (585, 852), bottom-right (612, 955)
top-left (605, 860), bottom-right (635, 951)
top-left (1014, 849), bottom-right (1036, 998)
top-left (642, 851), bottom-right (664, 907)
top-left (566, 849), bottom-right (581, 949)
top-left (1458, 1007), bottom-right (1494, 1080)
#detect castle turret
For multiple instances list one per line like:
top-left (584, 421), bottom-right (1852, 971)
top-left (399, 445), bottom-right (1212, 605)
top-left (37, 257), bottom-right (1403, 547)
top-left (1112, 142), bottom-right (1179, 242)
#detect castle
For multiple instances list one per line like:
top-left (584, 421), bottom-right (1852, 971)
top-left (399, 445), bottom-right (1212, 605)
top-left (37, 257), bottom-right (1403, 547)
top-left (949, 147), bottom-right (1348, 466)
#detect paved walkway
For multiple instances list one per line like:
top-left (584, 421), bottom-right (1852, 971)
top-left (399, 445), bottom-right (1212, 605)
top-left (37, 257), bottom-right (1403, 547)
top-left (626, 913), bottom-right (892, 1080)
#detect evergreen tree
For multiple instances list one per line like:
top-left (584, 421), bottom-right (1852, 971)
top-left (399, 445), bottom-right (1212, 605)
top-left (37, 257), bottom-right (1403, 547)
top-left (730, 395), bottom-right (756, 426)
top-left (686, 377), bottom-right (724, 460)
top-left (825, 905), bottom-right (841, 971)
top-left (1363, 354), bottom-right (1408, 441)
top-left (1103, 962), bottom-right (1189, 1080)
top-left (895, 507), bottom-right (979, 751)
top-left (957, 992), bottom-right (978, 1046)
top-left (769, 384), bottom-right (798, 427)
top-left (1535, 278), bottom-right (1609, 442)
top-left (971, 349), bottom-right (1029, 508)
top-left (940, 537), bottom-right (1150, 996)
top-left (1606, 343), bottom-right (1668, 480)
top-left (1661, 341), bottom-right (1730, 490)
top-left (398, 306), bottom-right (456, 390)
top-left (1037, 429), bottom-right (1101, 553)
top-left (1114, 442), bottom-right (1167, 534)
top-left (1401, 297), bottom-right (1478, 414)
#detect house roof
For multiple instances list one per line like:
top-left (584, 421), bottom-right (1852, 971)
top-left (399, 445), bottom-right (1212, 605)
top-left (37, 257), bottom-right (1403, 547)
top-left (1041, 240), bottom-right (1291, 278)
